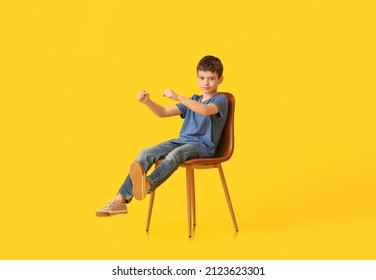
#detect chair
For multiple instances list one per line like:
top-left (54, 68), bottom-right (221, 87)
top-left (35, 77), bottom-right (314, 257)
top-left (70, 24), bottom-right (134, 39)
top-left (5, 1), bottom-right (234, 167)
top-left (146, 92), bottom-right (238, 237)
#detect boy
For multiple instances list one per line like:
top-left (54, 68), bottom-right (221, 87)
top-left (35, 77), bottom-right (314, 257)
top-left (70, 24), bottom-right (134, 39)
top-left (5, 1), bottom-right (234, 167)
top-left (96, 55), bottom-right (228, 217)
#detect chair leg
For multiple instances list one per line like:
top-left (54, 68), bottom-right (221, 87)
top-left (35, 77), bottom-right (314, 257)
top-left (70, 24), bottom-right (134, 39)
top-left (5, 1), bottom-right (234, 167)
top-left (146, 191), bottom-right (155, 231)
top-left (191, 169), bottom-right (196, 226)
top-left (186, 167), bottom-right (194, 237)
top-left (218, 164), bottom-right (239, 231)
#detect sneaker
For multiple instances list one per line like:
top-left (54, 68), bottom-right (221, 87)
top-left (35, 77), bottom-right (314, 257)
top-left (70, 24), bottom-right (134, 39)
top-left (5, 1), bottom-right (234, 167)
top-left (129, 161), bottom-right (151, 200)
top-left (96, 199), bottom-right (127, 217)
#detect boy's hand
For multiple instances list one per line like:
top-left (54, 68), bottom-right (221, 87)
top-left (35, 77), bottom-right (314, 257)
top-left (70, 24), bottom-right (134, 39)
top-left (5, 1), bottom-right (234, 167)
top-left (137, 90), bottom-right (150, 104)
top-left (163, 88), bottom-right (179, 101)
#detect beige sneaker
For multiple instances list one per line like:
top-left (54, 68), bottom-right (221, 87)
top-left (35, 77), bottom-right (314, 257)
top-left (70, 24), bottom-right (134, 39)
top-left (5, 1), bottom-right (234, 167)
top-left (129, 161), bottom-right (151, 200)
top-left (96, 199), bottom-right (127, 217)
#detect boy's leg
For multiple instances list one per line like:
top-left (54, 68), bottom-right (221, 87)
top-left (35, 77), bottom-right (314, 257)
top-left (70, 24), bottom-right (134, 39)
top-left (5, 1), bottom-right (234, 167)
top-left (116, 175), bottom-right (133, 203)
top-left (96, 142), bottom-right (199, 216)
top-left (147, 143), bottom-right (200, 192)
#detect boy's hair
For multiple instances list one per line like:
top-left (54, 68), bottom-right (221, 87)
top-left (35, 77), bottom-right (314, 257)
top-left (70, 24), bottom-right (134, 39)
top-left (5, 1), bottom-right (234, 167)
top-left (197, 55), bottom-right (224, 78)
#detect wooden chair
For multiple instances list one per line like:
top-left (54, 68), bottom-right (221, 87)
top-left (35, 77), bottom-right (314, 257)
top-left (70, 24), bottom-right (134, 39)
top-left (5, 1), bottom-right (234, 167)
top-left (146, 92), bottom-right (238, 237)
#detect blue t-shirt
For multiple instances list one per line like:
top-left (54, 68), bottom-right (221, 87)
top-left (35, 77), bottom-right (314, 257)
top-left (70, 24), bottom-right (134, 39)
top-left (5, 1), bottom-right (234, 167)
top-left (173, 93), bottom-right (228, 157)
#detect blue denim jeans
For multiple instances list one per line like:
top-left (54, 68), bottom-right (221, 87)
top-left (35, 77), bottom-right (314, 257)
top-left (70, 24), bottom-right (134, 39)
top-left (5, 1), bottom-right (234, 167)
top-left (118, 140), bottom-right (200, 201)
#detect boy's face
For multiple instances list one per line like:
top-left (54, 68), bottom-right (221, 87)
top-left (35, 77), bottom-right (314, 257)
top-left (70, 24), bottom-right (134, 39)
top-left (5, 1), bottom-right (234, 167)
top-left (197, 70), bottom-right (223, 94)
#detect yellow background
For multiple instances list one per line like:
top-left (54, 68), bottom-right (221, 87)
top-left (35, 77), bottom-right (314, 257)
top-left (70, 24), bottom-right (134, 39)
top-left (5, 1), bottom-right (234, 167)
top-left (1, 0), bottom-right (375, 259)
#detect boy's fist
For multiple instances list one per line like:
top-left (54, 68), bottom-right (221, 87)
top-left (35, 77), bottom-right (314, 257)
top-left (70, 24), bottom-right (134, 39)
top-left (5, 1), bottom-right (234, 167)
top-left (137, 90), bottom-right (149, 103)
top-left (163, 88), bottom-right (179, 101)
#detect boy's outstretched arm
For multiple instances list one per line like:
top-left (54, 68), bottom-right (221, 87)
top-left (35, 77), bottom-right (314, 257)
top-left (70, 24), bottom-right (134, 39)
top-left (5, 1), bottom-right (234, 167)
top-left (163, 88), bottom-right (219, 116)
top-left (137, 90), bottom-right (181, 118)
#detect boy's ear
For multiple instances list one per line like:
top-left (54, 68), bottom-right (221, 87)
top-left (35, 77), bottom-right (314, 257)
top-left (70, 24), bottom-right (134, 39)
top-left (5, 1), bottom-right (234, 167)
top-left (219, 75), bottom-right (224, 84)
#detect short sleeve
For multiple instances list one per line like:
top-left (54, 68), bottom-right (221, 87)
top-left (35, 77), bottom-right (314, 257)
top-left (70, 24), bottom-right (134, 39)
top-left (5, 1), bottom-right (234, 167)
top-left (210, 94), bottom-right (228, 118)
top-left (176, 103), bottom-right (187, 119)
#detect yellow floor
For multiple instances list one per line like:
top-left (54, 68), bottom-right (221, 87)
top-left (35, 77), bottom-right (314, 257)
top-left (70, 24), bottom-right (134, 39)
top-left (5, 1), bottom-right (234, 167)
top-left (2, 170), bottom-right (376, 260)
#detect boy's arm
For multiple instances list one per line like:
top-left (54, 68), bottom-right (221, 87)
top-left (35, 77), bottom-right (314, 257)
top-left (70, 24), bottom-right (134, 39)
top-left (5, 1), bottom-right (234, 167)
top-left (163, 88), bottom-right (219, 115)
top-left (138, 90), bottom-right (181, 118)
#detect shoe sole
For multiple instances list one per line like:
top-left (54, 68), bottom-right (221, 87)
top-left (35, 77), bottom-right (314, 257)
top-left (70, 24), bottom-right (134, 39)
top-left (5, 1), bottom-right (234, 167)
top-left (96, 209), bottom-right (127, 217)
top-left (130, 161), bottom-right (147, 200)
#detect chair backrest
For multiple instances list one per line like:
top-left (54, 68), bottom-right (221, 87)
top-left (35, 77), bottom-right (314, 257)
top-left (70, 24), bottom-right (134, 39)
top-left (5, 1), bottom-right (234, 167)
top-left (214, 92), bottom-right (235, 162)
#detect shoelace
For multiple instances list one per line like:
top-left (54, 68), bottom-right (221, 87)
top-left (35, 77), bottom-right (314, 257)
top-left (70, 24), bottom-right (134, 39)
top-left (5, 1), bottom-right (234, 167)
top-left (105, 200), bottom-right (117, 209)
